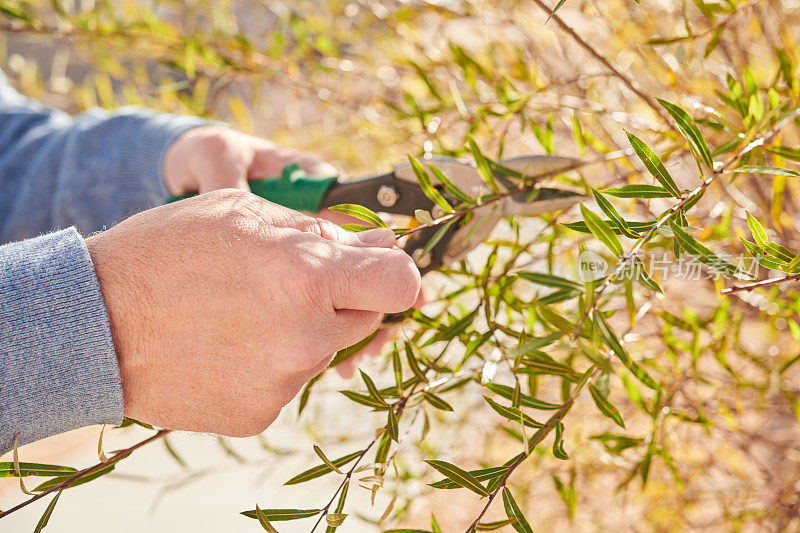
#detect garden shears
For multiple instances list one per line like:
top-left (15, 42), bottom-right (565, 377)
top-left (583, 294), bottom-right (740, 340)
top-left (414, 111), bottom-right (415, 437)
top-left (168, 155), bottom-right (586, 274)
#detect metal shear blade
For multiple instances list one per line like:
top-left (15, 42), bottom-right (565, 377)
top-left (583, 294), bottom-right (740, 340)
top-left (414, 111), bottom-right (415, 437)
top-left (400, 154), bottom-right (586, 271)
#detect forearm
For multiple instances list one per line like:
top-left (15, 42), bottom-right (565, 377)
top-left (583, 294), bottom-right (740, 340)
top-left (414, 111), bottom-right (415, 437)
top-left (0, 228), bottom-right (123, 454)
top-left (0, 72), bottom-right (209, 243)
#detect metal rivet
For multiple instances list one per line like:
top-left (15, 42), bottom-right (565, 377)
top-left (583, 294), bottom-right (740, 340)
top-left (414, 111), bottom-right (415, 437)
top-left (377, 185), bottom-right (399, 207)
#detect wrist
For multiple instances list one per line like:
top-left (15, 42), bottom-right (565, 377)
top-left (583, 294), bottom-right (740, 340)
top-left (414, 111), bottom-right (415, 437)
top-left (85, 233), bottom-right (147, 421)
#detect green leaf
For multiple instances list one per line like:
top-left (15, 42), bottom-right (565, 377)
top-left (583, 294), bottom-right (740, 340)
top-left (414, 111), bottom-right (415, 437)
top-left (341, 390), bottom-right (390, 410)
top-left (422, 391), bottom-right (454, 411)
top-left (552, 422), bottom-right (569, 459)
top-left (591, 188), bottom-right (637, 238)
top-left (510, 332), bottom-right (562, 358)
top-left (241, 508), bottom-right (322, 521)
top-left (420, 219), bottom-right (456, 259)
top-left (563, 219), bottom-right (655, 236)
top-left (602, 184), bottom-right (674, 198)
top-left (518, 353), bottom-right (581, 383)
top-left (669, 222), bottom-right (742, 277)
top-left (253, 505), bottom-right (279, 532)
top-left (467, 136), bottom-right (500, 193)
top-left (392, 344), bottom-right (404, 394)
top-left (484, 396), bottom-right (544, 428)
top-left (594, 313), bottom-right (660, 391)
top-left (430, 466), bottom-right (508, 489)
top-left (285, 450), bottom-right (362, 485)
top-left (408, 156), bottom-right (454, 213)
top-left (428, 164), bottom-right (475, 204)
top-left (313, 445), bottom-right (343, 474)
top-left (33, 489), bottom-right (62, 533)
top-left (0, 462), bottom-right (77, 478)
top-left (405, 341), bottom-right (429, 383)
top-left (634, 257), bottom-right (663, 293)
top-left (360, 370), bottom-right (389, 407)
top-left (589, 384), bottom-right (625, 428)
top-left (746, 212), bottom-right (768, 248)
top-left (516, 272), bottom-right (583, 291)
top-left (732, 165), bottom-right (800, 177)
top-left (424, 460), bottom-right (489, 496)
top-left (33, 464), bottom-right (114, 492)
top-left (330, 331), bottom-right (378, 367)
top-left (477, 518), bottom-right (520, 530)
top-left (592, 432), bottom-right (645, 453)
top-left (329, 203), bottom-right (388, 228)
top-left (485, 383), bottom-right (560, 410)
top-left (326, 513), bottom-right (348, 528)
top-left (387, 409), bottom-right (399, 442)
top-left (765, 146), bottom-right (800, 161)
top-left (580, 204), bottom-right (624, 256)
top-left (502, 488), bottom-right (534, 533)
top-left (657, 99), bottom-right (714, 169)
top-left (326, 481), bottom-right (350, 532)
top-left (545, 0), bottom-right (568, 22)
top-left (624, 131), bottom-right (682, 197)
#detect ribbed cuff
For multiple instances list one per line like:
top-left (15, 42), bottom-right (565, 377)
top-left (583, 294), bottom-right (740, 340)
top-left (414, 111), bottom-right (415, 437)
top-left (0, 228), bottom-right (122, 453)
top-left (110, 107), bottom-right (212, 205)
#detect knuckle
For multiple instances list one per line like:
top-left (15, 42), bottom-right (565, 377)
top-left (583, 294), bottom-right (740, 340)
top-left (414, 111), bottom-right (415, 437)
top-left (197, 128), bottom-right (235, 154)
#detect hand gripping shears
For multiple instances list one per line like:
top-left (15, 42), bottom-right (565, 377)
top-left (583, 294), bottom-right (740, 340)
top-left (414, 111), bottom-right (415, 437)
top-left (168, 155), bottom-right (586, 274)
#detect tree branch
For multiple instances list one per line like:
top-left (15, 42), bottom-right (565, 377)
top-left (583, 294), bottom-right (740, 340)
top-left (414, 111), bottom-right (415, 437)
top-left (0, 429), bottom-right (170, 519)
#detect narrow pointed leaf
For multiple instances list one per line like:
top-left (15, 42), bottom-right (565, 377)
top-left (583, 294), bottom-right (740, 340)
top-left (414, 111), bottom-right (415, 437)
top-left (329, 203), bottom-right (388, 228)
top-left (408, 157), bottom-right (456, 212)
top-left (591, 188), bottom-right (637, 238)
top-left (467, 136), bottom-right (500, 193)
top-left (33, 489), bottom-right (63, 533)
top-left (657, 99), bottom-right (714, 169)
top-left (624, 131), bottom-right (682, 197)
top-left (285, 450), bottom-right (363, 485)
top-left (589, 384), bottom-right (625, 428)
top-left (428, 164), bottom-right (475, 204)
top-left (313, 445), bottom-right (343, 474)
top-left (502, 488), bottom-right (534, 533)
top-left (602, 185), bottom-right (673, 198)
top-left (253, 505), bottom-right (279, 532)
top-left (422, 391), bottom-right (454, 411)
top-left (732, 165), bottom-right (800, 177)
top-left (241, 508), bottom-right (322, 521)
top-left (425, 460), bottom-right (489, 496)
top-left (581, 204), bottom-right (623, 256)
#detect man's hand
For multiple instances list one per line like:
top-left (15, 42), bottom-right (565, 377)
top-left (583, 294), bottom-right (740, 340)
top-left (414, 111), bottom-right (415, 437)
top-left (163, 126), bottom-right (337, 195)
top-left (86, 190), bottom-right (421, 437)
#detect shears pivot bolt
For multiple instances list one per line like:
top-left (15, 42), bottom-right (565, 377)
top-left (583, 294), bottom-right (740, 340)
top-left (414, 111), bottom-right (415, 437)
top-left (377, 185), bottom-right (399, 207)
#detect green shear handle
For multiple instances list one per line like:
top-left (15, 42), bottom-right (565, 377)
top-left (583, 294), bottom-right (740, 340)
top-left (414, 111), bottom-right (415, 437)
top-left (166, 163), bottom-right (338, 212)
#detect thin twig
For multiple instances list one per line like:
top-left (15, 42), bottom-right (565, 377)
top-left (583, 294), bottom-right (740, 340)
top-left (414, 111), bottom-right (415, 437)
top-left (529, 0), bottom-right (671, 125)
top-left (0, 429), bottom-right (170, 519)
top-left (721, 271), bottom-right (800, 294)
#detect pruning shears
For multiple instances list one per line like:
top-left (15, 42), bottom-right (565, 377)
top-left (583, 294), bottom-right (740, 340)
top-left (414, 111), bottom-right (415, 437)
top-left (168, 155), bottom-right (586, 274)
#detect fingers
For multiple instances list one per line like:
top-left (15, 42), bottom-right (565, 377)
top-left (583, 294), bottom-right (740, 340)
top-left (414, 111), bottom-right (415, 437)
top-left (330, 309), bottom-right (384, 353)
top-left (247, 136), bottom-right (338, 178)
top-left (326, 244), bottom-right (421, 313)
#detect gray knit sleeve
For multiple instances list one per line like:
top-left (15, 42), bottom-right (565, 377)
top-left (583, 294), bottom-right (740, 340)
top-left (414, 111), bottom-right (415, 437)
top-left (0, 228), bottom-right (123, 454)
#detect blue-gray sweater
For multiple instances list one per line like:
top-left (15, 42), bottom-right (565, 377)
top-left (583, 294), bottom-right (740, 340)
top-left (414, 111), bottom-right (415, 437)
top-left (0, 70), bottom-right (208, 453)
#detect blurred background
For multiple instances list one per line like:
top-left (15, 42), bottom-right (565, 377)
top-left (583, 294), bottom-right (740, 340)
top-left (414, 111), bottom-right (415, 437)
top-left (1, 0), bottom-right (800, 531)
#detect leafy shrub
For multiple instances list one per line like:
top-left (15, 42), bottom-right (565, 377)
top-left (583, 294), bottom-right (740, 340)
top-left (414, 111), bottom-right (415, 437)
top-left (2, 0), bottom-right (800, 531)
